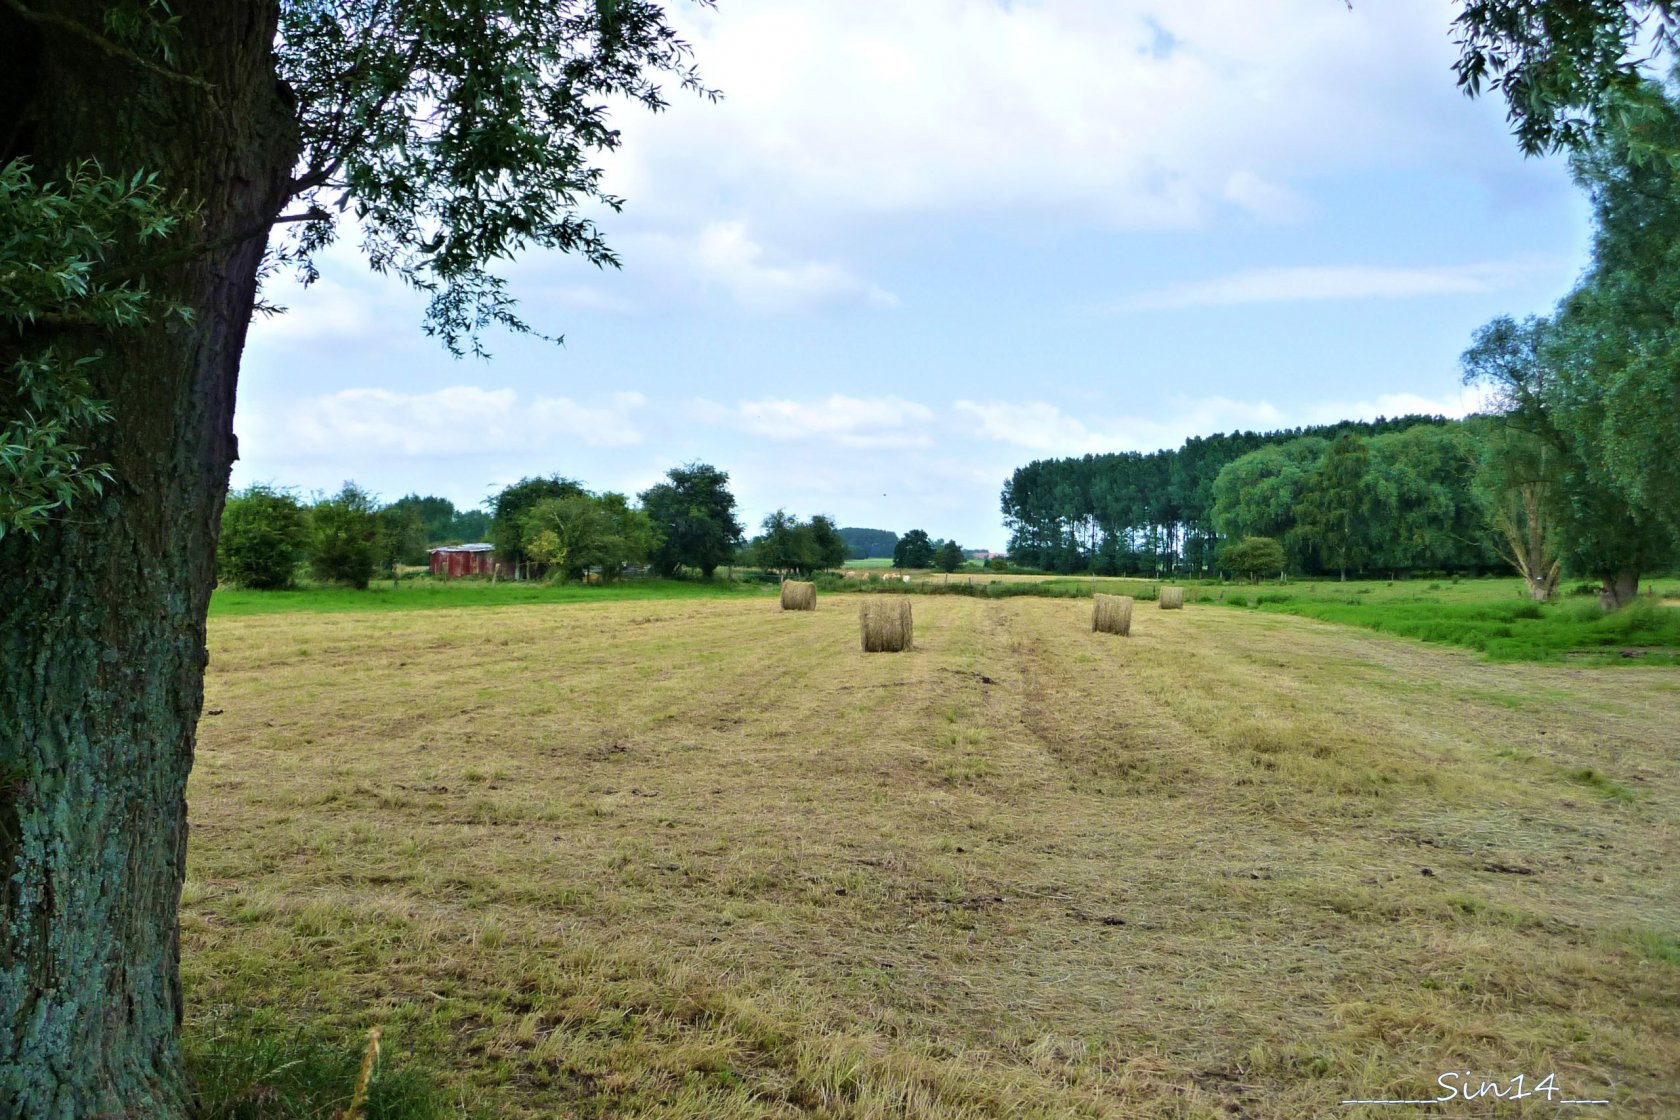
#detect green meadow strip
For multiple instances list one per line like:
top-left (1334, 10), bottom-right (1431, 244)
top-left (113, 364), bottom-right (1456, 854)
top-left (208, 579), bottom-right (765, 617)
top-left (1219, 593), bottom-right (1680, 664)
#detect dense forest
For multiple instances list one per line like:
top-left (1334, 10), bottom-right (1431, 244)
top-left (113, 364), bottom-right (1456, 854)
top-left (999, 415), bottom-right (1479, 576)
top-left (838, 527), bottom-right (899, 559)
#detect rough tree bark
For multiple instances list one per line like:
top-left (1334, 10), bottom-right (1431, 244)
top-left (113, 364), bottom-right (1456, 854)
top-left (0, 3), bottom-right (296, 1115)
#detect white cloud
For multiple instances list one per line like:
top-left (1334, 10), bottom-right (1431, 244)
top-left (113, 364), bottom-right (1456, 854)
top-left (248, 278), bottom-right (378, 343)
top-left (692, 394), bottom-right (935, 449)
top-left (240, 387), bottom-right (646, 459)
top-left (626, 221), bottom-right (897, 313)
top-left (1221, 170), bottom-right (1311, 223)
top-left (1108, 258), bottom-right (1562, 311)
top-left (955, 400), bottom-right (1114, 455)
top-left (604, 0), bottom-right (1535, 232)
top-left (957, 397), bottom-right (1289, 454)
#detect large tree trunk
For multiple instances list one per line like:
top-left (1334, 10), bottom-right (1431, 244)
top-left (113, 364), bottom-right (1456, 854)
top-left (1599, 568), bottom-right (1640, 610)
top-left (0, 4), bottom-right (295, 1115)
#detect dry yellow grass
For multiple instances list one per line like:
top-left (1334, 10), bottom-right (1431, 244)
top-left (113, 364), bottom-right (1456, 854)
top-left (1091, 594), bottom-right (1133, 636)
top-left (187, 596), bottom-right (1680, 1118)
top-left (780, 580), bottom-right (817, 611)
top-left (859, 598), bottom-right (913, 652)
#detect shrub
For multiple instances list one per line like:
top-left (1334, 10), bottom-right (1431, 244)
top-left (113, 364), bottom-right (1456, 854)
top-left (308, 483), bottom-right (380, 589)
top-left (1219, 536), bottom-right (1288, 584)
top-left (218, 485), bottom-right (307, 589)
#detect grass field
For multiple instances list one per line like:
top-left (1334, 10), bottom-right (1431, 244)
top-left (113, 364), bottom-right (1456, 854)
top-left (1215, 584), bottom-right (1680, 666)
top-left (828, 574), bottom-right (1680, 665)
top-left (185, 594), bottom-right (1679, 1117)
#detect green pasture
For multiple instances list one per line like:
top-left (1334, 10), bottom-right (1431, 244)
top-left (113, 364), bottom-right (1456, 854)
top-left (208, 577), bottom-right (764, 618)
top-left (1216, 581), bottom-right (1680, 664)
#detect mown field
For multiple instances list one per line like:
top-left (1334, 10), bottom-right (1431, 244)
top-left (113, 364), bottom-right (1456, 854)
top-left (186, 593), bottom-right (1679, 1117)
top-left (837, 574), bottom-right (1680, 664)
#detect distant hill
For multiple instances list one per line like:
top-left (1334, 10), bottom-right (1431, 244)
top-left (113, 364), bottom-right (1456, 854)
top-left (838, 527), bottom-right (898, 560)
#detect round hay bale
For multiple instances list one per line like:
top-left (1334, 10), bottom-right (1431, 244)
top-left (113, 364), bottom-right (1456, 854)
top-left (1159, 585), bottom-right (1185, 610)
top-left (780, 579), bottom-right (817, 611)
top-left (1092, 593), bottom-right (1133, 635)
top-left (859, 598), bottom-right (913, 652)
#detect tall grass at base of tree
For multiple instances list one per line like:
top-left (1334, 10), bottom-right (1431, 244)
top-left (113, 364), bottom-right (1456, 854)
top-left (185, 1015), bottom-right (447, 1120)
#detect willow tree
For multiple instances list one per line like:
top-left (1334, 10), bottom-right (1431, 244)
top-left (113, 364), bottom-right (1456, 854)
top-left (1461, 313), bottom-right (1675, 608)
top-left (1450, 5), bottom-right (1680, 594)
top-left (1296, 433), bottom-right (1376, 581)
top-left (1452, 1), bottom-right (1679, 154)
top-left (0, 2), bottom-right (708, 1114)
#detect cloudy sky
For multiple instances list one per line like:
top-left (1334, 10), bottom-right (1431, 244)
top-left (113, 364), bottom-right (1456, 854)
top-left (235, 0), bottom-right (1589, 550)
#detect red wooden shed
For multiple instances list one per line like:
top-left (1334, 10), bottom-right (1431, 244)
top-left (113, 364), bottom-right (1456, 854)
top-left (429, 543), bottom-right (499, 578)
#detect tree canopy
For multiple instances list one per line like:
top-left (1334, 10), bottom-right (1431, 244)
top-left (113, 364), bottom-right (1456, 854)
top-left (745, 510), bottom-right (847, 577)
top-left (892, 529), bottom-right (936, 570)
top-left (1452, 1), bottom-right (1679, 154)
top-left (306, 481), bottom-right (380, 588)
top-left (0, 160), bottom-right (185, 539)
top-left (933, 540), bottom-right (965, 573)
top-left (1559, 77), bottom-right (1680, 534)
top-left (490, 475), bottom-right (587, 572)
top-left (1460, 79), bottom-right (1680, 605)
top-left (1002, 416), bottom-right (1456, 576)
top-left (1296, 433), bottom-right (1377, 580)
top-left (639, 462), bottom-right (744, 579)
top-left (272, 0), bottom-right (716, 354)
top-left (522, 490), bottom-right (657, 582)
top-left (388, 494), bottom-right (491, 550)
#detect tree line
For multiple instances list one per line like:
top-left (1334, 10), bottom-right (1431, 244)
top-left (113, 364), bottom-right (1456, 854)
top-left (218, 462), bottom-right (978, 589)
top-left (219, 462), bottom-right (749, 588)
top-left (1004, 403), bottom-right (1676, 602)
top-left (1000, 415), bottom-right (1456, 577)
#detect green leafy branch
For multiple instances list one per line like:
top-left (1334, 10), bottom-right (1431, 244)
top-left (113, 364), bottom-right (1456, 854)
top-left (1, 158), bottom-right (192, 540)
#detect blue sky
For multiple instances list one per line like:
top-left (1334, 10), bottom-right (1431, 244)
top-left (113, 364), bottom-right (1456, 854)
top-left (234, 0), bottom-right (1590, 550)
